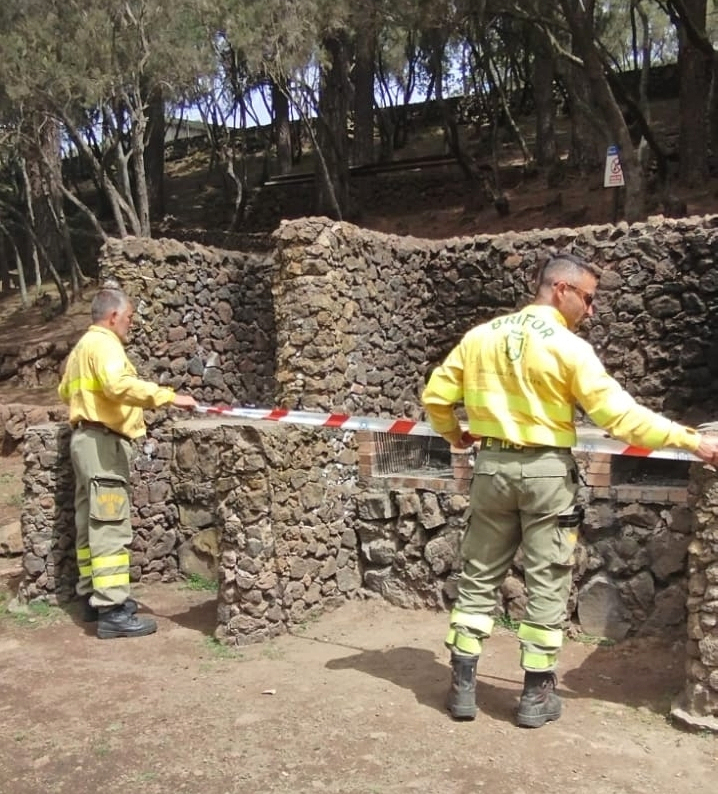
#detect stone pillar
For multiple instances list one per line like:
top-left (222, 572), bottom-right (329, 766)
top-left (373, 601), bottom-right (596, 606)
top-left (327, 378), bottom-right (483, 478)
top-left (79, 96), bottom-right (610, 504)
top-left (671, 460), bottom-right (718, 731)
top-left (171, 418), bottom-right (361, 646)
top-left (18, 420), bottom-right (182, 604)
top-left (19, 424), bottom-right (75, 604)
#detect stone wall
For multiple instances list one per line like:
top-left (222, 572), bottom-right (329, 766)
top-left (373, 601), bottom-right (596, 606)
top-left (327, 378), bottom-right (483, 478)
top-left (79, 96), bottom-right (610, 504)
top-left (19, 214), bottom-right (718, 423)
top-left (0, 340), bottom-right (71, 395)
top-left (671, 460), bottom-right (718, 729)
top-left (172, 420), bottom-right (360, 644)
top-left (18, 416), bottom-right (699, 643)
top-left (100, 236), bottom-right (277, 408)
top-left (271, 216), bottom-right (718, 422)
top-left (0, 403), bottom-right (67, 455)
top-left (19, 419), bottom-right (180, 603)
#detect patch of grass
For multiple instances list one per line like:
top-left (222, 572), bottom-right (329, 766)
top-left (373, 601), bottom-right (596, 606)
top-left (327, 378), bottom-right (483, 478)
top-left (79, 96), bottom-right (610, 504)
top-left (2, 599), bottom-right (64, 629)
top-left (0, 468), bottom-right (24, 514)
top-left (290, 609), bottom-right (324, 634)
top-left (183, 573), bottom-right (218, 592)
top-left (261, 641), bottom-right (284, 660)
top-left (571, 632), bottom-right (616, 647)
top-left (495, 613), bottom-right (520, 632)
top-left (202, 636), bottom-right (240, 660)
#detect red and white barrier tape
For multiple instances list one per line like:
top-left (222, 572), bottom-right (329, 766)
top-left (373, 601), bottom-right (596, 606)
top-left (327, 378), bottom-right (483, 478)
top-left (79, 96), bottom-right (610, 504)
top-left (194, 405), bottom-right (698, 462)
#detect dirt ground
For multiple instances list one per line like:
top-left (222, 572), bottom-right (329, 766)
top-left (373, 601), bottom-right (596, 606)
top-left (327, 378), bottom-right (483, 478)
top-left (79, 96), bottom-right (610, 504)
top-left (0, 575), bottom-right (715, 794)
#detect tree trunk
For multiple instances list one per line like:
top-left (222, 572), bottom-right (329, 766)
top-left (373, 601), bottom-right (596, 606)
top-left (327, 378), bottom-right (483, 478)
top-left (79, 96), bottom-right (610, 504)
top-left (145, 85), bottom-right (166, 220)
top-left (709, 60), bottom-right (718, 167)
top-left (352, 4), bottom-right (377, 166)
top-left (19, 156), bottom-right (44, 297)
top-left (3, 229), bottom-right (29, 307)
top-left (560, 0), bottom-right (644, 220)
top-left (23, 114), bottom-right (64, 281)
top-left (316, 32), bottom-right (351, 219)
top-left (677, 0), bottom-right (709, 186)
top-left (272, 80), bottom-right (292, 175)
top-left (0, 235), bottom-right (9, 292)
top-left (560, 53), bottom-right (604, 171)
top-left (532, 32), bottom-right (558, 168)
top-left (127, 95), bottom-right (152, 237)
top-left (427, 28), bottom-right (445, 101)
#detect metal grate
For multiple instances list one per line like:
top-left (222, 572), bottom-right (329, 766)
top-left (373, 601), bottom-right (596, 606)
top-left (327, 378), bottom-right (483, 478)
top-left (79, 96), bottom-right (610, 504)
top-left (611, 456), bottom-right (690, 487)
top-left (374, 433), bottom-right (452, 475)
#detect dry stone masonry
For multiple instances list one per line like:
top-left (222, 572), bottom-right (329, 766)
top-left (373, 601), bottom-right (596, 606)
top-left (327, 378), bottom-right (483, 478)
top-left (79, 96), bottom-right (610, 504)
top-left (16, 214), bottom-right (718, 726)
top-left (100, 236), bottom-right (277, 407)
top-left (173, 419), bottom-right (360, 643)
top-left (671, 460), bottom-right (718, 729)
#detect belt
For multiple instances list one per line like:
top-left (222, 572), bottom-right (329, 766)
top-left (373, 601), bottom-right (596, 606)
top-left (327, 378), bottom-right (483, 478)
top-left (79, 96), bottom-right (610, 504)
top-left (74, 420), bottom-right (133, 443)
top-left (478, 437), bottom-right (570, 454)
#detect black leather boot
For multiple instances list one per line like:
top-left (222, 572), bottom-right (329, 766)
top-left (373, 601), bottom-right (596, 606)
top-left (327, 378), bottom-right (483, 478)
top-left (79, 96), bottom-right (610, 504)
top-left (81, 595), bottom-right (138, 623)
top-left (517, 671), bottom-right (562, 728)
top-left (97, 605), bottom-right (157, 639)
top-left (446, 653), bottom-right (479, 720)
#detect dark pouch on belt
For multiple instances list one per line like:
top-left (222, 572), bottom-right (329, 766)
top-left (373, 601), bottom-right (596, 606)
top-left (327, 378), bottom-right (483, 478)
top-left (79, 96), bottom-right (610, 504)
top-left (558, 504), bottom-right (585, 528)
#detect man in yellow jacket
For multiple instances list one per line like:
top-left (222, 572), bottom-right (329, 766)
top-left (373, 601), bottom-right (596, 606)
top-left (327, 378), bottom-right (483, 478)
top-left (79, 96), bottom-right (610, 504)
top-left (422, 253), bottom-right (718, 727)
top-left (59, 283), bottom-right (197, 639)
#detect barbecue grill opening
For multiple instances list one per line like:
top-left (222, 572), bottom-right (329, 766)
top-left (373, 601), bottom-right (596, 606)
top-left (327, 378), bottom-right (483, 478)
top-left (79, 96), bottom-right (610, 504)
top-left (611, 456), bottom-right (690, 487)
top-left (373, 434), bottom-right (452, 476)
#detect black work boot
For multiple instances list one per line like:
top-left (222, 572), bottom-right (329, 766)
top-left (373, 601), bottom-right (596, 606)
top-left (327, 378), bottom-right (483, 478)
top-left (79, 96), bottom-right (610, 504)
top-left (517, 671), bottom-right (562, 728)
top-left (81, 595), bottom-right (138, 623)
top-left (446, 653), bottom-right (480, 720)
top-left (97, 605), bottom-right (157, 639)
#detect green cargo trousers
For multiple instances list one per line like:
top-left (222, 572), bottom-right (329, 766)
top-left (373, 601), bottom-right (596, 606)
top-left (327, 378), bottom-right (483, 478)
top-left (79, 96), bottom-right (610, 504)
top-left (446, 447), bottom-right (580, 672)
top-left (70, 426), bottom-right (134, 609)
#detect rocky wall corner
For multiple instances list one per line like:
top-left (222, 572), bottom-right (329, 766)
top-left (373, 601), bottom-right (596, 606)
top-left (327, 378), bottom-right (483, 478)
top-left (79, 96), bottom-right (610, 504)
top-left (171, 419), bottom-right (361, 645)
top-left (671, 458), bottom-right (718, 731)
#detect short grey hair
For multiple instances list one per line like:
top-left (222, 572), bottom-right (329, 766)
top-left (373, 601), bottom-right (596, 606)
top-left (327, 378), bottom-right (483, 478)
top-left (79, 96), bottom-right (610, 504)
top-left (91, 287), bottom-right (130, 322)
top-left (537, 254), bottom-right (599, 291)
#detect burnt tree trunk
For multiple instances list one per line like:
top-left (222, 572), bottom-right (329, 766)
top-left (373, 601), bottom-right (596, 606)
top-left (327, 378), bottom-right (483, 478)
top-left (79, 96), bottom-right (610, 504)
top-left (145, 85), bottom-right (166, 220)
top-left (560, 0), bottom-right (645, 220)
top-left (532, 33), bottom-right (558, 169)
top-left (272, 80), bottom-right (292, 175)
top-left (677, 0), bottom-right (710, 185)
top-left (352, 4), bottom-right (377, 166)
top-left (316, 31), bottom-right (351, 219)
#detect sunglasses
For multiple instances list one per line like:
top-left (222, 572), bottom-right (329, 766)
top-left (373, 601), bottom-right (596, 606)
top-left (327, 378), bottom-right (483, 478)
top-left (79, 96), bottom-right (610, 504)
top-left (555, 282), bottom-right (595, 308)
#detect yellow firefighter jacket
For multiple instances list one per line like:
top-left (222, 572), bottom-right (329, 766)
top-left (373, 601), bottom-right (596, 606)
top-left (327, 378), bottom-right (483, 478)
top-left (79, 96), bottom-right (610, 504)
top-left (421, 304), bottom-right (700, 452)
top-left (58, 325), bottom-right (175, 440)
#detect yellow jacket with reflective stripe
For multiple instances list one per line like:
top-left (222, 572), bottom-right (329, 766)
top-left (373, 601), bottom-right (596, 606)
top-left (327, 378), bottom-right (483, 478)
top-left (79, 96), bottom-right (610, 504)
top-left (421, 304), bottom-right (700, 452)
top-left (58, 325), bottom-right (175, 439)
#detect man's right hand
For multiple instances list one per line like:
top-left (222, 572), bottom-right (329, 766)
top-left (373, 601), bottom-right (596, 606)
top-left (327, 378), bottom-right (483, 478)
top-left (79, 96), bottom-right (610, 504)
top-left (695, 434), bottom-right (718, 465)
top-left (172, 394), bottom-right (198, 410)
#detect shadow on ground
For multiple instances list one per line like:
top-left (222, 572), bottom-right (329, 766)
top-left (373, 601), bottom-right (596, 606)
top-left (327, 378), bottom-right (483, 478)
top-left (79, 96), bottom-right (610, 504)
top-left (323, 634), bottom-right (685, 725)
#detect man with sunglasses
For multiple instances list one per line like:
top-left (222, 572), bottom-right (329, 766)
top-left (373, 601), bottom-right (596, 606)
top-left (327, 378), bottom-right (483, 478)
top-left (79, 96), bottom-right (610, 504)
top-left (422, 253), bottom-right (718, 727)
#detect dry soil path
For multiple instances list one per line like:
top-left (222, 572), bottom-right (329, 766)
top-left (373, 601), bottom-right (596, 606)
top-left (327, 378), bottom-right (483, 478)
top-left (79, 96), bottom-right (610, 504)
top-left (0, 583), bottom-right (716, 794)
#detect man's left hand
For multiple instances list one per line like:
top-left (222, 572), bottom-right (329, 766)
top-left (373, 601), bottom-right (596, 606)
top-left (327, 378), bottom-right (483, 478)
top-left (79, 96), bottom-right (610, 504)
top-left (454, 431), bottom-right (477, 449)
top-left (172, 394), bottom-right (198, 410)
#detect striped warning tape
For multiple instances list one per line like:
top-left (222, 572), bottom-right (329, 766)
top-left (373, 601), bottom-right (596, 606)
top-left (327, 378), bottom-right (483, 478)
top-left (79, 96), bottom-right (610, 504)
top-left (194, 405), bottom-right (699, 462)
